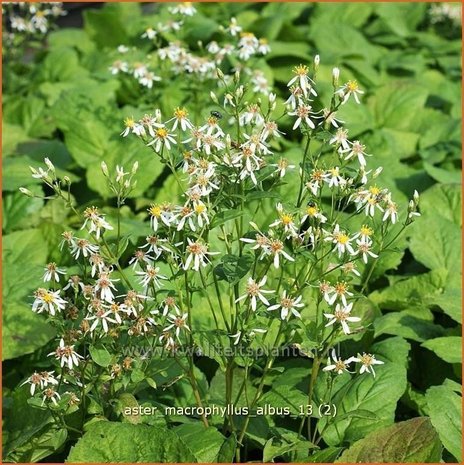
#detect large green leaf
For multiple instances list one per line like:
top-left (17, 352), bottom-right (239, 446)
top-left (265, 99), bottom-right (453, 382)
top-left (3, 96), bottom-right (53, 138)
top-left (48, 28), bottom-right (96, 55)
top-left (409, 218), bottom-right (461, 271)
top-left (425, 385), bottom-right (462, 461)
top-left (3, 189), bottom-right (44, 232)
top-left (375, 3), bottom-right (427, 38)
top-left (173, 424), bottom-right (229, 462)
top-left (313, 3), bottom-right (374, 28)
top-left (39, 47), bottom-right (88, 83)
top-left (336, 417), bottom-right (442, 463)
top-left (2, 301), bottom-right (56, 361)
top-left (3, 387), bottom-right (66, 462)
top-left (310, 21), bottom-right (381, 63)
top-left (422, 337), bottom-right (462, 364)
top-left (420, 183), bottom-right (461, 227)
top-left (83, 3), bottom-right (141, 48)
top-left (374, 311), bottom-right (445, 342)
top-left (368, 82), bottom-right (428, 131)
top-left (66, 422), bottom-right (196, 462)
top-left (369, 269), bottom-right (448, 310)
top-left (3, 229), bottom-right (48, 279)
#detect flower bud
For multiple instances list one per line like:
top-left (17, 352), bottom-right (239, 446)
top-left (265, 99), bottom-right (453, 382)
top-left (63, 176), bottom-right (71, 185)
top-left (314, 54), bottom-right (320, 70)
top-left (413, 189), bottom-right (419, 204)
top-left (216, 68), bottom-right (224, 80)
top-left (373, 167), bottom-right (383, 178)
top-left (29, 166), bottom-right (38, 175)
top-left (124, 180), bottom-right (131, 189)
top-left (19, 187), bottom-right (33, 197)
top-left (234, 70), bottom-right (240, 84)
top-left (210, 91), bottom-right (218, 104)
top-left (101, 161), bottom-right (109, 176)
top-left (132, 161), bottom-right (139, 174)
top-left (44, 157), bottom-right (55, 172)
top-left (332, 67), bottom-right (340, 87)
top-left (249, 221), bottom-right (259, 231)
top-left (269, 92), bottom-right (276, 104)
top-left (235, 85), bottom-right (244, 99)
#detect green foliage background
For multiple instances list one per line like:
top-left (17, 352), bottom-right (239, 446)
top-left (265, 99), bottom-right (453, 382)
top-left (2, 2), bottom-right (462, 463)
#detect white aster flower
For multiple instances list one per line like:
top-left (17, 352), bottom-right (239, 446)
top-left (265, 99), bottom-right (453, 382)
top-left (148, 203), bottom-right (174, 231)
top-left (168, 107), bottom-right (194, 132)
top-left (324, 302), bottom-right (361, 334)
top-left (287, 64), bottom-right (317, 98)
top-left (271, 158), bottom-right (294, 178)
top-left (21, 371), bottom-right (58, 396)
top-left (42, 388), bottom-right (61, 406)
top-left (352, 353), bottom-right (384, 377)
top-left (337, 80), bottom-right (364, 104)
top-left (136, 265), bottom-right (168, 289)
top-left (322, 349), bottom-right (355, 375)
top-left (341, 140), bottom-right (370, 167)
top-left (325, 281), bottom-right (353, 306)
top-left (32, 288), bottom-right (67, 316)
top-left (288, 104), bottom-right (316, 130)
top-left (329, 127), bottom-right (350, 151)
top-left (48, 338), bottom-right (83, 370)
top-left (268, 238), bottom-right (295, 268)
top-left (164, 311), bottom-right (190, 339)
top-left (269, 203), bottom-right (299, 238)
top-left (235, 276), bottom-right (274, 311)
top-left (355, 238), bottom-right (378, 264)
top-left (147, 126), bottom-right (177, 152)
top-left (227, 17), bottom-right (242, 36)
top-left (85, 308), bottom-right (118, 334)
top-left (268, 291), bottom-right (304, 320)
top-left (82, 206), bottom-right (113, 240)
top-left (184, 239), bottom-right (219, 271)
top-left (43, 262), bottom-right (66, 282)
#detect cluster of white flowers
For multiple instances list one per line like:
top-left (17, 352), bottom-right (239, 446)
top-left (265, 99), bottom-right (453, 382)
top-left (5, 2), bottom-right (65, 35)
top-left (429, 2), bottom-right (461, 26)
top-left (109, 7), bottom-right (270, 92)
top-left (20, 54), bottom-right (424, 408)
top-left (322, 349), bottom-right (384, 377)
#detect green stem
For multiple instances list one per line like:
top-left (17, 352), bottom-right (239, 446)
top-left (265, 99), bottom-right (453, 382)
top-left (296, 134), bottom-right (311, 208)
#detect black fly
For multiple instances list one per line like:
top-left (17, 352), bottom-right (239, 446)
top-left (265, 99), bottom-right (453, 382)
top-left (210, 111), bottom-right (222, 119)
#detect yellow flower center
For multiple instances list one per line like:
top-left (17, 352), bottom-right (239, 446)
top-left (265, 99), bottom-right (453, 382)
top-left (149, 205), bottom-right (162, 217)
top-left (335, 360), bottom-right (346, 371)
top-left (306, 206), bottom-right (318, 217)
top-left (43, 293), bottom-right (54, 303)
top-left (369, 186), bottom-right (380, 195)
top-left (337, 234), bottom-right (349, 245)
top-left (156, 128), bottom-right (168, 138)
top-left (335, 282), bottom-right (348, 295)
top-left (346, 80), bottom-right (359, 92)
top-left (124, 117), bottom-right (135, 128)
top-left (195, 204), bottom-right (206, 214)
top-left (360, 354), bottom-right (373, 365)
top-left (360, 225), bottom-right (373, 236)
top-left (174, 107), bottom-right (188, 119)
top-left (293, 64), bottom-right (309, 76)
top-left (281, 214), bottom-right (293, 225)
